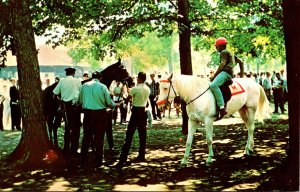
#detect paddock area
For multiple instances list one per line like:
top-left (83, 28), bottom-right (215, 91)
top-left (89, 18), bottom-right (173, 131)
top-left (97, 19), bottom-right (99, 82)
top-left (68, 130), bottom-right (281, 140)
top-left (0, 110), bottom-right (290, 191)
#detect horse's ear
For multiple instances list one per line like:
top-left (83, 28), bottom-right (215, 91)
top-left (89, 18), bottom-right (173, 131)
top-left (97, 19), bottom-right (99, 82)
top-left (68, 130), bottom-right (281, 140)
top-left (168, 73), bottom-right (173, 81)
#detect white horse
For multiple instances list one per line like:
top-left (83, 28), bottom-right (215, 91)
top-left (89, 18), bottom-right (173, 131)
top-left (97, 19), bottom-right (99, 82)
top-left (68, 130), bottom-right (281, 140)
top-left (157, 74), bottom-right (271, 165)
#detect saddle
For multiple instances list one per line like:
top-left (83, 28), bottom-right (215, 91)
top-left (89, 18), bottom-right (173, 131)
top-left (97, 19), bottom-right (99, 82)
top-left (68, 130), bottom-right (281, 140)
top-left (214, 79), bottom-right (233, 120)
top-left (220, 79), bottom-right (233, 106)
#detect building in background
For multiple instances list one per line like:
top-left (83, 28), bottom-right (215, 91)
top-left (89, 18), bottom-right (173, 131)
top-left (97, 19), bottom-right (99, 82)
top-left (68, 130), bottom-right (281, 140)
top-left (0, 45), bottom-right (90, 85)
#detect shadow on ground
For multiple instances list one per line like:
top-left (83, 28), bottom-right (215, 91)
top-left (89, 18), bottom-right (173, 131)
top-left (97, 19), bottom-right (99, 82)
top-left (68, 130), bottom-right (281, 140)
top-left (0, 114), bottom-right (291, 191)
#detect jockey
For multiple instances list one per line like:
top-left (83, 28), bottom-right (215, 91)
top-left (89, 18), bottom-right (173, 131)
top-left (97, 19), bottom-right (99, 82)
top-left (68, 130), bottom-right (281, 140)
top-left (210, 37), bottom-right (244, 119)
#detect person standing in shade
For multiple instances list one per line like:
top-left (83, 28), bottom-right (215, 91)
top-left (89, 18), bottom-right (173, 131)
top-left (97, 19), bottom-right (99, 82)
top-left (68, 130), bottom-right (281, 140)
top-left (53, 67), bottom-right (82, 156)
top-left (272, 72), bottom-right (285, 113)
top-left (262, 72), bottom-right (272, 101)
top-left (81, 73), bottom-right (90, 85)
top-left (79, 71), bottom-right (118, 169)
top-left (0, 94), bottom-right (4, 131)
top-left (112, 80), bottom-right (128, 124)
top-left (116, 72), bottom-right (150, 168)
top-left (10, 79), bottom-right (21, 131)
top-left (147, 73), bottom-right (161, 120)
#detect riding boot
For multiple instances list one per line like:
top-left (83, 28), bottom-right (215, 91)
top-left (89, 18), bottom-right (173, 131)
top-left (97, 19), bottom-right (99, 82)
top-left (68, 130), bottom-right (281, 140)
top-left (219, 108), bottom-right (228, 119)
top-left (216, 107), bottom-right (227, 120)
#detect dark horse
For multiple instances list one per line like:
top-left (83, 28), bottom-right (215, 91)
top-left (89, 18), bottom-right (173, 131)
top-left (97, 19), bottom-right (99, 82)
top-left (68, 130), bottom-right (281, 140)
top-left (43, 59), bottom-right (134, 145)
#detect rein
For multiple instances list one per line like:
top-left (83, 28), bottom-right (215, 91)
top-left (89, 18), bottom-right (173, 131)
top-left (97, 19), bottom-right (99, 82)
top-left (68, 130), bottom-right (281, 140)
top-left (162, 79), bottom-right (210, 106)
top-left (186, 87), bottom-right (210, 105)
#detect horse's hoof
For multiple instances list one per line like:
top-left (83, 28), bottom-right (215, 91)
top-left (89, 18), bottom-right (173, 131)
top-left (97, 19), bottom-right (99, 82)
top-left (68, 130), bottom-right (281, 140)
top-left (205, 162), bottom-right (212, 166)
top-left (206, 156), bottom-right (213, 165)
top-left (181, 159), bottom-right (188, 166)
top-left (180, 163), bottom-right (187, 168)
top-left (245, 149), bottom-right (253, 156)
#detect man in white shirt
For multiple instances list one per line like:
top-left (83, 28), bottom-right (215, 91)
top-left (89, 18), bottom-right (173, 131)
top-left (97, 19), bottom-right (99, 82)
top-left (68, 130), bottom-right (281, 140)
top-left (116, 72), bottom-right (150, 168)
top-left (53, 67), bottom-right (82, 156)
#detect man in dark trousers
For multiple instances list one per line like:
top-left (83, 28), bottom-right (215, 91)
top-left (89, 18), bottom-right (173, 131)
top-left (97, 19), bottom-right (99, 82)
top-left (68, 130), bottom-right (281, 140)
top-left (0, 94), bottom-right (4, 131)
top-left (147, 73), bottom-right (161, 120)
top-left (79, 71), bottom-right (117, 169)
top-left (116, 72), bottom-right (150, 168)
top-left (9, 78), bottom-right (21, 131)
top-left (53, 67), bottom-right (82, 156)
top-left (272, 72), bottom-right (285, 113)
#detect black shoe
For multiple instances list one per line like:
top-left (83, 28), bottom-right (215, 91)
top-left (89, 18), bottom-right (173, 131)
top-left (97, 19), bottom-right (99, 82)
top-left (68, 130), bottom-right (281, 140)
top-left (95, 161), bottom-right (103, 168)
top-left (108, 148), bottom-right (115, 156)
top-left (216, 108), bottom-right (227, 120)
top-left (273, 111), bottom-right (278, 113)
top-left (115, 161), bottom-right (129, 169)
top-left (131, 156), bottom-right (146, 163)
top-left (115, 162), bottom-right (123, 169)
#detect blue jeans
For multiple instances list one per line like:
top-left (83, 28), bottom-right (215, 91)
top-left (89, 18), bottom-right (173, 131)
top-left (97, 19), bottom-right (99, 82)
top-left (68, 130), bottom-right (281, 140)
top-left (209, 71), bottom-right (232, 107)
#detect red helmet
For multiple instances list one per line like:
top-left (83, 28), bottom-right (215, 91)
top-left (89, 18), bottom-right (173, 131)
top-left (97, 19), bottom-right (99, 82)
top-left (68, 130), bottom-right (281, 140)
top-left (215, 37), bottom-right (228, 46)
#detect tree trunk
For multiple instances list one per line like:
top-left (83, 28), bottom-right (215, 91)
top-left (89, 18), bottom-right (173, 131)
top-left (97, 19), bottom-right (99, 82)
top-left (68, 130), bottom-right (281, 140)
top-left (282, 0), bottom-right (300, 190)
top-left (178, 0), bottom-right (192, 75)
top-left (178, 0), bottom-right (192, 133)
top-left (7, 0), bottom-right (54, 169)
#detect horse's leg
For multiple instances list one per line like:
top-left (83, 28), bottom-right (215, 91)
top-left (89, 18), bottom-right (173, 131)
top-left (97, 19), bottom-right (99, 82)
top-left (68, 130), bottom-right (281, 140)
top-left (205, 117), bottom-right (214, 164)
top-left (47, 115), bottom-right (53, 143)
top-left (181, 120), bottom-right (197, 165)
top-left (53, 113), bottom-right (62, 146)
top-left (238, 106), bottom-right (256, 155)
top-left (53, 120), bottom-right (58, 146)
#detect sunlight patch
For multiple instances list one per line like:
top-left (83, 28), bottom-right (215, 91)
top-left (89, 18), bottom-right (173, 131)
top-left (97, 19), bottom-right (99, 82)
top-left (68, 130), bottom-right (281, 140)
top-left (213, 138), bottom-right (232, 144)
top-left (256, 148), bottom-right (286, 156)
top-left (214, 117), bottom-right (243, 126)
top-left (125, 178), bottom-right (140, 183)
top-left (275, 142), bottom-right (286, 146)
top-left (47, 177), bottom-right (77, 191)
top-left (1, 188), bottom-right (13, 191)
top-left (228, 150), bottom-right (244, 159)
top-left (175, 179), bottom-right (199, 190)
top-left (223, 182), bottom-right (260, 190)
top-left (230, 169), bottom-right (261, 180)
top-left (113, 184), bottom-right (169, 191)
top-left (13, 181), bottom-right (26, 186)
top-left (148, 150), bottom-right (177, 159)
top-left (30, 170), bottom-right (43, 175)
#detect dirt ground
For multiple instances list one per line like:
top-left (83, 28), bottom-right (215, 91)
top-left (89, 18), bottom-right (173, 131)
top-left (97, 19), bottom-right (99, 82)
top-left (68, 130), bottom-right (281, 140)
top-left (0, 110), bottom-right (292, 191)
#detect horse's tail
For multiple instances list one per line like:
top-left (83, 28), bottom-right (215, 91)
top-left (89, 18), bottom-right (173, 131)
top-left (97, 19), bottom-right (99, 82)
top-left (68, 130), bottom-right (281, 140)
top-left (256, 85), bottom-right (272, 123)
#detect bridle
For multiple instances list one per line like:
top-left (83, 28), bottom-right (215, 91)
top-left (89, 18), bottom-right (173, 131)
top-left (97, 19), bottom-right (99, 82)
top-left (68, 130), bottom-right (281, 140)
top-left (159, 79), bottom-right (210, 106)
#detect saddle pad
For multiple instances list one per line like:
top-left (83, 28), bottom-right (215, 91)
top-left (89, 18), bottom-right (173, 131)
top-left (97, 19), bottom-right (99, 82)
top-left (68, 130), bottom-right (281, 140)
top-left (230, 81), bottom-right (245, 96)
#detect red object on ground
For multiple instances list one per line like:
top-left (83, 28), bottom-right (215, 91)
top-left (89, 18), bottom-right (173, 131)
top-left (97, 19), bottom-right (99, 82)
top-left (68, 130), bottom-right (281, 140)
top-left (43, 149), bottom-right (58, 164)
